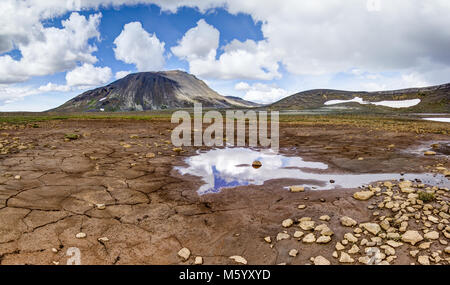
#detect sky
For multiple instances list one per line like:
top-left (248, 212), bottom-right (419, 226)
top-left (1, 0), bottom-right (450, 111)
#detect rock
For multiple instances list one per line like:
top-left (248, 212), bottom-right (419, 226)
top-left (302, 233), bottom-right (316, 243)
top-left (51, 248), bottom-right (58, 253)
top-left (14, 175), bottom-right (21, 180)
top-left (387, 233), bottom-right (400, 240)
top-left (319, 215), bottom-right (331, 221)
top-left (358, 256), bottom-right (371, 265)
top-left (353, 191), bottom-right (374, 201)
top-left (417, 255), bottom-right (430, 265)
top-left (314, 256), bottom-right (331, 265)
top-left (178, 248), bottom-right (191, 261)
top-left (424, 151), bottom-right (436, 156)
top-left (96, 203), bottom-right (106, 210)
top-left (276, 233), bottom-right (290, 241)
top-left (252, 160), bottom-right (262, 169)
top-left (298, 204), bottom-right (306, 209)
top-left (335, 242), bottom-right (345, 251)
top-left (339, 252), bottom-right (354, 263)
top-left (289, 249), bottom-right (298, 257)
top-left (424, 231), bottom-right (439, 240)
top-left (282, 218), bottom-right (294, 228)
top-left (418, 242), bottom-right (432, 249)
top-left (299, 220), bottom-right (315, 231)
top-left (348, 244), bottom-right (360, 254)
top-left (264, 236), bottom-right (271, 243)
top-left (290, 186), bottom-right (305, 192)
top-left (194, 256), bottom-right (203, 265)
top-left (344, 233), bottom-right (358, 243)
top-left (173, 147), bottom-right (183, 153)
top-left (381, 245), bottom-right (395, 256)
top-left (145, 152), bottom-right (156, 158)
top-left (361, 223), bottom-right (381, 235)
top-left (332, 251), bottom-right (338, 258)
top-left (293, 231), bottom-right (304, 238)
top-left (380, 220), bottom-right (390, 231)
top-left (445, 247), bottom-right (450, 254)
top-left (340, 216), bottom-right (357, 227)
top-left (98, 237), bottom-right (109, 242)
top-left (410, 250), bottom-right (419, 257)
top-left (316, 236), bottom-right (332, 244)
top-left (75, 232), bottom-right (86, 239)
top-left (229, 256), bottom-right (247, 265)
top-left (401, 230), bottom-right (423, 245)
top-left (428, 215), bottom-right (439, 223)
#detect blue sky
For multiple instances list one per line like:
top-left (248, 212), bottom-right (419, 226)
top-left (1, 0), bottom-right (449, 111)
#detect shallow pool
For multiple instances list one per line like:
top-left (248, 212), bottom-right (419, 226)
top-left (175, 148), bottom-right (449, 195)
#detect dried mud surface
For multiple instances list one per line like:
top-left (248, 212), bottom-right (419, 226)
top-left (0, 119), bottom-right (448, 265)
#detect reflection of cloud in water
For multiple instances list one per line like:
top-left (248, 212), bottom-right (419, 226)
top-left (176, 148), bottom-right (450, 195)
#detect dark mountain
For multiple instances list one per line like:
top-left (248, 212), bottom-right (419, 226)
top-left (269, 83), bottom-right (450, 113)
top-left (51, 70), bottom-right (256, 112)
top-left (225, 96), bottom-right (262, 107)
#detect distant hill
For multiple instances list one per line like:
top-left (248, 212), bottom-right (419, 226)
top-left (51, 70), bottom-right (257, 112)
top-left (269, 83), bottom-right (450, 113)
top-left (225, 96), bottom-right (262, 107)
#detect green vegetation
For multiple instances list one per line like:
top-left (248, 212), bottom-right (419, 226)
top-left (418, 191), bottom-right (435, 203)
top-left (64, 133), bottom-right (80, 140)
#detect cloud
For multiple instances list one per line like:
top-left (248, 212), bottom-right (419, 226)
top-left (113, 22), bottom-right (166, 71)
top-left (38, 83), bottom-right (72, 92)
top-left (172, 19), bottom-right (281, 80)
top-left (235, 82), bottom-right (289, 104)
top-left (66, 63), bottom-right (112, 87)
top-left (0, 12), bottom-right (102, 84)
top-left (115, 70), bottom-right (133, 80)
top-left (0, 84), bottom-right (41, 105)
top-left (171, 19), bottom-right (219, 61)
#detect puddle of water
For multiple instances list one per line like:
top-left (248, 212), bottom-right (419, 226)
top-left (176, 148), bottom-right (449, 195)
top-left (423, 118), bottom-right (450, 123)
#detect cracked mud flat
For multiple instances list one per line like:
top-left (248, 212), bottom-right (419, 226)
top-left (0, 118), bottom-right (449, 265)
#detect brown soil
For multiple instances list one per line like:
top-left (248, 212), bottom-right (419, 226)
top-left (0, 119), bottom-right (448, 265)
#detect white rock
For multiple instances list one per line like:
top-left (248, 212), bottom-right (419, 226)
top-left (302, 233), bottom-right (316, 243)
top-left (290, 186), bottom-right (305, 192)
top-left (386, 240), bottom-right (403, 248)
top-left (319, 215), bottom-right (331, 221)
top-left (344, 233), bottom-right (358, 243)
top-left (299, 220), bottom-right (315, 231)
top-left (96, 204), bottom-right (106, 210)
top-left (424, 231), bottom-right (439, 240)
top-left (340, 216), bottom-right (357, 227)
top-left (361, 223), bottom-right (381, 235)
top-left (98, 237), bottom-right (109, 242)
top-left (353, 191), bottom-right (374, 201)
top-left (75, 232), bottom-right (86, 239)
top-left (339, 252), bottom-right (354, 263)
top-left (282, 218), bottom-right (294, 228)
top-left (293, 231), bottom-right (304, 238)
top-left (314, 256), bottom-right (331, 265)
top-left (316, 236), bottom-right (332, 244)
top-left (264, 236), bottom-right (271, 243)
top-left (178, 248), bottom-right (191, 261)
top-left (277, 233), bottom-right (290, 241)
top-left (229, 255), bottom-right (247, 265)
top-left (417, 255), bottom-right (430, 265)
top-left (194, 256), bottom-right (203, 265)
top-left (289, 249), bottom-right (299, 257)
top-left (401, 230), bottom-right (423, 245)
top-left (348, 244), bottom-right (360, 254)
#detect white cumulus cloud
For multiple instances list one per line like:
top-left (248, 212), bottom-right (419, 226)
top-left (0, 12), bottom-right (102, 84)
top-left (66, 63), bottom-right (112, 87)
top-left (235, 82), bottom-right (290, 104)
top-left (115, 70), bottom-right (133, 80)
top-left (114, 22), bottom-right (166, 72)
